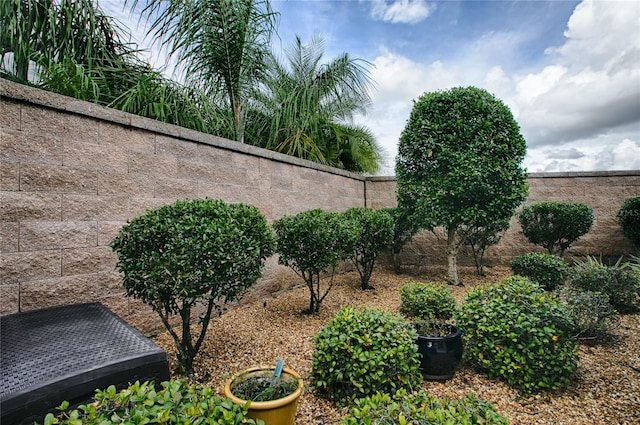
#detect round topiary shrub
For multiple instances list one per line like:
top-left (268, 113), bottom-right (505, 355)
top-left (110, 198), bottom-right (275, 374)
top-left (43, 380), bottom-right (256, 424)
top-left (455, 276), bottom-right (578, 395)
top-left (570, 257), bottom-right (640, 313)
top-left (399, 281), bottom-right (457, 321)
top-left (617, 196), bottom-right (640, 248)
top-left (340, 389), bottom-right (508, 425)
top-left (510, 252), bottom-right (569, 291)
top-left (555, 285), bottom-right (620, 342)
top-left (311, 306), bottom-right (421, 404)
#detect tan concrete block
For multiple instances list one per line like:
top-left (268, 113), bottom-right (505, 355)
top-left (19, 274), bottom-right (98, 311)
top-left (98, 221), bottom-right (125, 246)
top-left (156, 135), bottom-right (198, 158)
top-left (66, 114), bottom-right (99, 144)
top-left (20, 103), bottom-right (71, 139)
top-left (62, 245), bottom-right (116, 276)
top-left (99, 121), bottom-right (155, 152)
top-left (176, 159), bottom-right (218, 181)
top-left (0, 250), bottom-right (61, 284)
top-left (1, 160), bottom-right (19, 190)
top-left (63, 194), bottom-right (130, 220)
top-left (0, 221), bottom-right (19, 253)
top-left (197, 143), bottom-right (233, 164)
top-left (0, 283), bottom-right (19, 315)
top-left (232, 151), bottom-right (260, 170)
top-left (97, 270), bottom-right (124, 294)
top-left (21, 163), bottom-right (97, 194)
top-left (20, 220), bottom-right (97, 251)
top-left (154, 177), bottom-right (200, 199)
top-left (1, 128), bottom-right (63, 164)
top-left (129, 197), bottom-right (173, 218)
top-left (129, 150), bottom-right (179, 176)
top-left (64, 139), bottom-right (128, 172)
top-left (0, 98), bottom-right (21, 130)
top-left (0, 192), bottom-right (62, 221)
top-left (98, 171), bottom-right (155, 196)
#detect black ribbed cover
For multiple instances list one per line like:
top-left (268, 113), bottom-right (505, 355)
top-left (1, 303), bottom-right (170, 425)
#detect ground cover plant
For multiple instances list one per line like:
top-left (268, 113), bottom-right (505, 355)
top-left (146, 266), bottom-right (639, 424)
top-left (43, 380), bottom-right (256, 425)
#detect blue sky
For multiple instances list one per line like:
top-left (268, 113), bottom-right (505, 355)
top-left (102, 0), bottom-right (640, 175)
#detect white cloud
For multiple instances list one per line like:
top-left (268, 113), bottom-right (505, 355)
top-left (369, 0), bottom-right (434, 24)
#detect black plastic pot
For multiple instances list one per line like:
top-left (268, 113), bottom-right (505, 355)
top-left (415, 324), bottom-right (463, 381)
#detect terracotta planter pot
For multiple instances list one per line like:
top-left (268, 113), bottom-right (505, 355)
top-left (415, 324), bottom-right (463, 381)
top-left (223, 366), bottom-right (303, 425)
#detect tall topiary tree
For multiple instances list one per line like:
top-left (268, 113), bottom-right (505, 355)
top-left (343, 207), bottom-right (393, 289)
top-left (518, 201), bottom-right (593, 256)
top-left (273, 209), bottom-right (357, 314)
top-left (396, 86), bottom-right (528, 285)
top-left (617, 196), bottom-right (640, 249)
top-left (110, 198), bottom-right (275, 374)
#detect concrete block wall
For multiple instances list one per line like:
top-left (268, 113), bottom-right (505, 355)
top-left (2, 79), bottom-right (638, 332)
top-left (366, 172), bottom-right (640, 268)
top-left (0, 80), bottom-right (365, 333)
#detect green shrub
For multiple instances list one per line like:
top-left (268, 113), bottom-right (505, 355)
top-left (518, 202), bottom-right (594, 256)
top-left (340, 389), bottom-right (508, 425)
top-left (311, 307), bottom-right (421, 404)
top-left (570, 256), bottom-right (640, 313)
top-left (399, 281), bottom-right (456, 321)
top-left (455, 276), bottom-right (578, 395)
top-left (110, 198), bottom-right (275, 374)
top-left (42, 380), bottom-right (256, 425)
top-left (465, 219), bottom-right (510, 276)
top-left (617, 197), bottom-right (640, 248)
top-left (510, 252), bottom-right (569, 291)
top-left (380, 207), bottom-right (420, 274)
top-left (555, 285), bottom-right (620, 342)
top-left (273, 209), bottom-right (358, 314)
top-left (343, 207), bottom-right (394, 289)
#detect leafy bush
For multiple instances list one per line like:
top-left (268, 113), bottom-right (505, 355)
top-left (380, 207), bottom-right (420, 274)
top-left (510, 252), bottom-right (569, 291)
top-left (273, 209), bottom-right (357, 313)
top-left (518, 202), bottom-right (593, 256)
top-left (570, 256), bottom-right (640, 313)
top-left (42, 380), bottom-right (256, 425)
top-left (110, 198), bottom-right (275, 374)
top-left (455, 276), bottom-right (578, 395)
top-left (340, 389), bottom-right (508, 425)
top-left (343, 207), bottom-right (394, 289)
top-left (465, 219), bottom-right (510, 276)
top-left (617, 196), bottom-right (640, 248)
top-left (555, 285), bottom-right (620, 342)
top-left (399, 281), bottom-right (456, 321)
top-left (312, 307), bottom-right (421, 404)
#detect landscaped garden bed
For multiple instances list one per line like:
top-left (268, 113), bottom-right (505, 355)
top-left (152, 265), bottom-right (640, 424)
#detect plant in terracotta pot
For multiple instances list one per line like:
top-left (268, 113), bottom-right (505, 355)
top-left (224, 361), bottom-right (303, 425)
top-left (399, 281), bottom-right (463, 380)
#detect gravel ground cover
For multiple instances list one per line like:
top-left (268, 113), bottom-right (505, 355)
top-left (153, 266), bottom-right (640, 424)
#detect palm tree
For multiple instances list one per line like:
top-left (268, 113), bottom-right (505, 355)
top-left (128, 0), bottom-right (278, 143)
top-left (246, 35), bottom-right (382, 173)
top-left (1, 0), bottom-right (135, 82)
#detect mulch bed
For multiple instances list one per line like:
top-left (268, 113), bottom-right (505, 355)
top-left (153, 266), bottom-right (640, 424)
